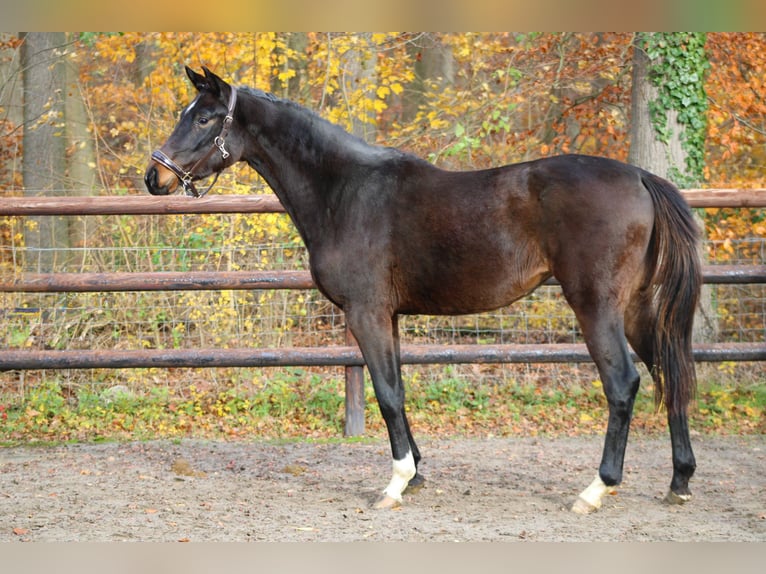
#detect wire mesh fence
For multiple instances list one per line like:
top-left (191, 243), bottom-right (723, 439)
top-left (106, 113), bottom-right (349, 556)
top-left (1, 201), bottom-right (764, 397)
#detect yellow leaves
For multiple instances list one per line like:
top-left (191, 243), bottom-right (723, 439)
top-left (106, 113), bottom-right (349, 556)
top-left (454, 36), bottom-right (474, 59)
top-left (277, 69), bottom-right (297, 84)
top-left (372, 82), bottom-right (403, 111)
top-left (371, 33), bottom-right (399, 44)
top-left (96, 33), bottom-right (137, 64)
top-left (425, 110), bottom-right (450, 131)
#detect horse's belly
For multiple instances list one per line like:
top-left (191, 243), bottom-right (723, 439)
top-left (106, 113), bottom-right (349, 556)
top-left (397, 260), bottom-right (551, 315)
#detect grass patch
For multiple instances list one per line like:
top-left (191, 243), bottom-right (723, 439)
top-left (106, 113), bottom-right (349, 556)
top-left (1, 363), bottom-right (763, 444)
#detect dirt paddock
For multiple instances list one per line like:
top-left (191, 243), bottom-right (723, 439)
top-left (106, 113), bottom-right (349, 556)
top-left (1, 435), bottom-right (764, 542)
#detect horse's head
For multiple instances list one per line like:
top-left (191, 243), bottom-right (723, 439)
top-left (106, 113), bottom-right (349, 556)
top-left (144, 66), bottom-right (239, 196)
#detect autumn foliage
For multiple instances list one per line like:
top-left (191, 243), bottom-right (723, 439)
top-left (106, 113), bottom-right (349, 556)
top-left (0, 33), bottom-right (764, 441)
top-left (2, 33), bottom-right (763, 189)
top-left (1, 31), bottom-right (765, 346)
top-left (0, 33), bottom-right (762, 219)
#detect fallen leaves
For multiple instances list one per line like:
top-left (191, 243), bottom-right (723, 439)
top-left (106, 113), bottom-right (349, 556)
top-left (282, 464), bottom-right (307, 476)
top-left (171, 458), bottom-right (206, 478)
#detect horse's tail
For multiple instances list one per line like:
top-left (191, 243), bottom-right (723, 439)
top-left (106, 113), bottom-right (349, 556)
top-left (641, 172), bottom-right (702, 415)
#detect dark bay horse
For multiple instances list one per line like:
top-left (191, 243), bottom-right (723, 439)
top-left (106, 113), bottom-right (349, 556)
top-left (145, 66), bottom-right (702, 513)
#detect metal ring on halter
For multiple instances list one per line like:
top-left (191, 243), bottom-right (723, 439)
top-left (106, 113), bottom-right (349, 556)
top-left (214, 136), bottom-right (230, 159)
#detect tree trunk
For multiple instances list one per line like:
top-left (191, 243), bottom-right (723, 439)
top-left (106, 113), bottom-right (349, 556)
top-left (0, 33), bottom-right (23, 190)
top-left (628, 36), bottom-right (686, 179)
top-left (271, 32), bottom-right (309, 102)
top-left (344, 33), bottom-right (376, 143)
top-left (402, 33), bottom-right (455, 123)
top-left (628, 33), bottom-right (716, 343)
top-left (20, 32), bottom-right (69, 272)
top-left (63, 34), bottom-right (97, 268)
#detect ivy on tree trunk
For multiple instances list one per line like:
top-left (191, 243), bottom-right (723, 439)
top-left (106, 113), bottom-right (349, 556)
top-left (643, 32), bottom-right (710, 186)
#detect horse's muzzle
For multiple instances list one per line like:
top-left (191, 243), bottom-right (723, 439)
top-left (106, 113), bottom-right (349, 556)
top-left (144, 163), bottom-right (172, 195)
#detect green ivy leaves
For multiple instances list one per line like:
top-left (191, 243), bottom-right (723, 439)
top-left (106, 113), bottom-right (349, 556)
top-left (642, 32), bottom-right (710, 186)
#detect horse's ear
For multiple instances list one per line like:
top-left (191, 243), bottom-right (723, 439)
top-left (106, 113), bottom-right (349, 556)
top-left (184, 65), bottom-right (225, 99)
top-left (201, 66), bottom-right (228, 99)
top-left (185, 66), bottom-right (207, 91)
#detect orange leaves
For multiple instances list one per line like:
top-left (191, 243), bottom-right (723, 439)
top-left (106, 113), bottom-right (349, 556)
top-left (2, 32), bottom-right (765, 193)
top-left (704, 206), bottom-right (766, 264)
top-left (705, 33), bottom-right (766, 187)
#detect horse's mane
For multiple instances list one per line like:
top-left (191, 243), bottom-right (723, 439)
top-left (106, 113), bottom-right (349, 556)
top-left (237, 86), bottom-right (357, 139)
top-left (236, 85), bottom-right (400, 163)
top-left (237, 86), bottom-right (279, 103)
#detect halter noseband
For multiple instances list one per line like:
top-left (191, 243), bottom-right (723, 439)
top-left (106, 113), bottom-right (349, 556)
top-left (151, 86), bottom-right (238, 197)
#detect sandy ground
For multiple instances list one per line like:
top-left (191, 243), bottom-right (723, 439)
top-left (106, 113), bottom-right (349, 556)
top-left (1, 435), bottom-right (764, 542)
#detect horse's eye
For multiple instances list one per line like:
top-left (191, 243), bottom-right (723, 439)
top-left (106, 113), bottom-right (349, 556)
top-left (198, 116), bottom-right (210, 126)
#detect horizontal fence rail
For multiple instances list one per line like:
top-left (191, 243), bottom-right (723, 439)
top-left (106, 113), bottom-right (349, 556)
top-left (2, 189), bottom-right (765, 435)
top-left (0, 271), bottom-right (317, 292)
top-left (0, 265), bottom-right (764, 292)
top-left (1, 188), bottom-right (765, 217)
top-left (0, 194), bottom-right (286, 216)
top-left (1, 343), bottom-right (765, 371)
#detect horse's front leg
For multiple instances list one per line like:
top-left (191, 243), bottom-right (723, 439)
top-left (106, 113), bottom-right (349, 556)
top-left (345, 308), bottom-right (421, 508)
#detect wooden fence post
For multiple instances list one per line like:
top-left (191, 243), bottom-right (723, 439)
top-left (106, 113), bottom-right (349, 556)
top-left (344, 323), bottom-right (366, 437)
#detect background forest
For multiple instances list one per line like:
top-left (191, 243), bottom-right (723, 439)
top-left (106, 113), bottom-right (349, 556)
top-left (0, 33), bottom-right (763, 440)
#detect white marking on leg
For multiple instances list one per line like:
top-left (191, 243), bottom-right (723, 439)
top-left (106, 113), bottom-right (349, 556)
top-left (571, 474), bottom-right (616, 514)
top-left (382, 450), bottom-right (416, 502)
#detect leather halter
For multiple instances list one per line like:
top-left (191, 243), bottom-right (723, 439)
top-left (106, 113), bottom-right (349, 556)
top-left (151, 86), bottom-right (238, 197)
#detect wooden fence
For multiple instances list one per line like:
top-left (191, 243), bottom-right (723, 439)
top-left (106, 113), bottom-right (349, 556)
top-left (1, 189), bottom-right (765, 435)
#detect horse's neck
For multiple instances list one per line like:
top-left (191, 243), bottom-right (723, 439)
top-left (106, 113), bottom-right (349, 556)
top-left (241, 93), bottom-right (374, 248)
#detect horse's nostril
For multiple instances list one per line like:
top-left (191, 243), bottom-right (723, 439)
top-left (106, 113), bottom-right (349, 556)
top-left (145, 165), bottom-right (168, 195)
top-left (144, 166), bottom-right (156, 191)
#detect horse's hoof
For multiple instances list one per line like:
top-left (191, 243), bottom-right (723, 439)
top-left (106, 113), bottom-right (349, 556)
top-left (571, 475), bottom-right (615, 514)
top-left (372, 494), bottom-right (402, 510)
top-left (571, 496), bottom-right (599, 515)
top-left (664, 489), bottom-right (692, 505)
top-left (404, 473), bottom-right (425, 495)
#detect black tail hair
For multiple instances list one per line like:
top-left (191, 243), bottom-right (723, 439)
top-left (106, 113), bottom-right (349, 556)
top-left (641, 172), bottom-right (702, 414)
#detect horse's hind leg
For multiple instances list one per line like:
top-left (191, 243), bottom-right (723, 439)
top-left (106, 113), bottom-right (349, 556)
top-left (664, 412), bottom-right (696, 503)
top-left (624, 294), bottom-right (696, 505)
top-left (568, 303), bottom-right (641, 514)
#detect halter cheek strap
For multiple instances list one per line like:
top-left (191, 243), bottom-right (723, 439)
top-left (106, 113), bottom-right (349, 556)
top-left (151, 86), bottom-right (237, 197)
